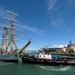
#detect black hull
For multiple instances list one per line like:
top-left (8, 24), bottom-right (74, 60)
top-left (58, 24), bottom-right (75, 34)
top-left (22, 58), bottom-right (75, 66)
top-left (0, 59), bottom-right (18, 63)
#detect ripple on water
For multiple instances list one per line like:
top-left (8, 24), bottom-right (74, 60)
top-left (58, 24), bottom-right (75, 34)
top-left (0, 61), bottom-right (15, 66)
top-left (36, 65), bottom-right (72, 71)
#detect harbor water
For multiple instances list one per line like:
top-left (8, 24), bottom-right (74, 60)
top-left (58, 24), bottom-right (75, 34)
top-left (0, 61), bottom-right (75, 75)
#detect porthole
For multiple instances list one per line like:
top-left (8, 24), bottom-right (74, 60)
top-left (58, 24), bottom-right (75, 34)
top-left (15, 55), bottom-right (17, 57)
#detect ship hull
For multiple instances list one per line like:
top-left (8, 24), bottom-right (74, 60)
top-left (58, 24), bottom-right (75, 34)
top-left (0, 52), bottom-right (20, 63)
top-left (0, 59), bottom-right (18, 63)
top-left (22, 57), bottom-right (75, 66)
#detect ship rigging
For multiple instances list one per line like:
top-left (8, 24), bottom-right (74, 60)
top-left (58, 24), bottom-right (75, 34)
top-left (0, 10), bottom-right (31, 62)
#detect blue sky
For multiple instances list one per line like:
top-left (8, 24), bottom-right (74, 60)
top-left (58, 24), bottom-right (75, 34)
top-left (0, 0), bottom-right (75, 50)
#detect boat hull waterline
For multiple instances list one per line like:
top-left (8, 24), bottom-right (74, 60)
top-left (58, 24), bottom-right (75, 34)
top-left (22, 57), bottom-right (75, 66)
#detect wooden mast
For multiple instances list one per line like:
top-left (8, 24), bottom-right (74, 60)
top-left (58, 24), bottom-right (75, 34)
top-left (11, 9), bottom-right (15, 50)
top-left (1, 30), bottom-right (5, 52)
top-left (0, 9), bottom-right (31, 54)
top-left (5, 27), bottom-right (9, 51)
top-left (0, 26), bottom-right (9, 52)
top-left (6, 10), bottom-right (22, 51)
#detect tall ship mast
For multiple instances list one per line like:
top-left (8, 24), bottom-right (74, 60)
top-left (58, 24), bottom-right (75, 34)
top-left (0, 10), bottom-right (31, 62)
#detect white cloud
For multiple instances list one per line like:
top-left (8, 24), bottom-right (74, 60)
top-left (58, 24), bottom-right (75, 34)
top-left (0, 7), bottom-right (14, 24)
top-left (22, 25), bottom-right (38, 32)
top-left (50, 16), bottom-right (63, 27)
top-left (38, 30), bottom-right (47, 35)
top-left (47, 0), bottom-right (57, 11)
top-left (47, 0), bottom-right (64, 28)
top-left (66, 29), bottom-right (71, 33)
top-left (58, 45), bottom-right (67, 48)
top-left (16, 24), bottom-right (47, 35)
top-left (52, 44), bottom-right (67, 48)
top-left (0, 7), bottom-right (47, 36)
top-left (0, 7), bottom-right (6, 17)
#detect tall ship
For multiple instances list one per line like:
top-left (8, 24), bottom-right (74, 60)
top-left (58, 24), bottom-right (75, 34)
top-left (0, 10), bottom-right (31, 62)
